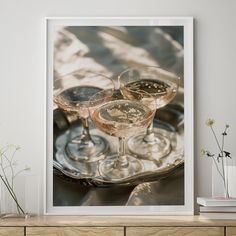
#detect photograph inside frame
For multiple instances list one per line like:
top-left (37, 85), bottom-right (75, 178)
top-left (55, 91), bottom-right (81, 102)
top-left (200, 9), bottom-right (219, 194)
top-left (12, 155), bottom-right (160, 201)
top-left (52, 25), bottom-right (185, 207)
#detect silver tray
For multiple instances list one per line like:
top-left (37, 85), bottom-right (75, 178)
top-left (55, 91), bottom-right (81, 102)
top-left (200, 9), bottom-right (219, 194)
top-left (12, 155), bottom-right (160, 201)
top-left (53, 101), bottom-right (184, 187)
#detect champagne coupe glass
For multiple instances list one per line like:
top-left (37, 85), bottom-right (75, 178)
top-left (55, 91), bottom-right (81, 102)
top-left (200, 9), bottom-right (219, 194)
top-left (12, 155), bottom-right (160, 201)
top-left (53, 71), bottom-right (114, 167)
top-left (89, 89), bottom-right (156, 180)
top-left (119, 66), bottom-right (180, 160)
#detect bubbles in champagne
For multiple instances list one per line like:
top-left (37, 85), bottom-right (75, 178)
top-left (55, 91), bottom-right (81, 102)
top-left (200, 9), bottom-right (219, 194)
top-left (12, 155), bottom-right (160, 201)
top-left (99, 101), bottom-right (150, 124)
top-left (91, 100), bottom-right (153, 137)
top-left (121, 79), bottom-right (177, 109)
top-left (125, 79), bottom-right (169, 96)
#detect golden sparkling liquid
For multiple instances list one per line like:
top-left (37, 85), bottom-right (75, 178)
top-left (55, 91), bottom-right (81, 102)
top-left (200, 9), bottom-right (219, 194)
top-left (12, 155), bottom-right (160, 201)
top-left (91, 100), bottom-right (153, 137)
top-left (121, 79), bottom-right (177, 109)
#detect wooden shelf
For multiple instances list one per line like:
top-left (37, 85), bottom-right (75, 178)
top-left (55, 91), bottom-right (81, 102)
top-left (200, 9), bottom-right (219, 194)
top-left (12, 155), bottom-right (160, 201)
top-left (0, 216), bottom-right (236, 227)
top-left (1, 216), bottom-right (236, 236)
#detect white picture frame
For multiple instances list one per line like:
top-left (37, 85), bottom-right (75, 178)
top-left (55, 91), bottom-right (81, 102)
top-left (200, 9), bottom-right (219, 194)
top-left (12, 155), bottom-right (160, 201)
top-left (45, 17), bottom-right (194, 215)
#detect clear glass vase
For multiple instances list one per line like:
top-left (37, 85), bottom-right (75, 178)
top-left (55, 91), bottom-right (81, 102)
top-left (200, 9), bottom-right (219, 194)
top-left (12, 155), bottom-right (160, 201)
top-left (212, 163), bottom-right (236, 199)
top-left (0, 175), bottom-right (40, 218)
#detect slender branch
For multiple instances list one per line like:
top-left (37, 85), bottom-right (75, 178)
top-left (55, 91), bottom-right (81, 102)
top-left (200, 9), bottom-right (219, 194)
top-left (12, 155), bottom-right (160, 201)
top-left (222, 127), bottom-right (229, 198)
top-left (211, 156), bottom-right (225, 180)
top-left (0, 146), bottom-right (10, 156)
top-left (10, 148), bottom-right (17, 187)
top-left (0, 158), bottom-right (13, 194)
top-left (10, 148), bottom-right (17, 162)
top-left (1, 156), bottom-right (13, 189)
top-left (226, 157), bottom-right (229, 198)
top-left (221, 127), bottom-right (227, 151)
top-left (210, 126), bottom-right (223, 152)
top-left (2, 153), bottom-right (15, 187)
top-left (0, 175), bottom-right (17, 201)
top-left (2, 165), bottom-right (11, 170)
top-left (8, 151), bottom-right (21, 213)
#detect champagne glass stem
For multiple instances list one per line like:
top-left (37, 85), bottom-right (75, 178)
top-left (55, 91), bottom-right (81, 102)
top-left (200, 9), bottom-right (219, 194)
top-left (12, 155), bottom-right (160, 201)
top-left (143, 121), bottom-right (156, 143)
top-left (147, 121), bottom-right (154, 135)
top-left (116, 137), bottom-right (129, 169)
top-left (76, 117), bottom-right (95, 146)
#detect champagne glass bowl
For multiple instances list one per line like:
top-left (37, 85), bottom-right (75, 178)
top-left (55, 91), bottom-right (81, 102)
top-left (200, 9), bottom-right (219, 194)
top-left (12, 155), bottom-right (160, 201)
top-left (53, 71), bottom-right (114, 175)
top-left (119, 66), bottom-right (180, 160)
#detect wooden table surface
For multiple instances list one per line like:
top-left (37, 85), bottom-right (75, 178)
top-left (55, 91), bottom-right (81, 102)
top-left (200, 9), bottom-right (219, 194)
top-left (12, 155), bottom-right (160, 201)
top-left (0, 216), bottom-right (236, 227)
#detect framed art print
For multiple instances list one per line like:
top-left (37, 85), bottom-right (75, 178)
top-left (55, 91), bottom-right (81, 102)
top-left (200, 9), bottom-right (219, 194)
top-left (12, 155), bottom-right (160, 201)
top-left (45, 17), bottom-right (194, 215)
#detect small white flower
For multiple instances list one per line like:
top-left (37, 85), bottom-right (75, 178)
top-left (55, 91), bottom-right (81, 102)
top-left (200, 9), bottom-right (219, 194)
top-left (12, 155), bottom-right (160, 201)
top-left (206, 118), bottom-right (215, 127)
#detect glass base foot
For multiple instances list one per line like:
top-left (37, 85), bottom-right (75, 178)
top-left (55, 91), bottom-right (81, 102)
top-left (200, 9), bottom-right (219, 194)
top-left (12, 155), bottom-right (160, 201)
top-left (65, 135), bottom-right (109, 163)
top-left (99, 154), bottom-right (143, 181)
top-left (127, 130), bottom-right (171, 160)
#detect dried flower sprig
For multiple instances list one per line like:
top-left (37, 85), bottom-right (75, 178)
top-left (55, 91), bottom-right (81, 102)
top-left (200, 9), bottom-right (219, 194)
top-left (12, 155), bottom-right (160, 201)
top-left (201, 119), bottom-right (232, 198)
top-left (0, 144), bottom-right (30, 215)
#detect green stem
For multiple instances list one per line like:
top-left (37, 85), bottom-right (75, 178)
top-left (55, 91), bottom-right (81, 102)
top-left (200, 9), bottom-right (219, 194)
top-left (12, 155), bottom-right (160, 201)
top-left (10, 149), bottom-right (17, 187)
top-left (221, 127), bottom-right (226, 151)
top-left (0, 159), bottom-right (14, 195)
top-left (3, 153), bottom-right (15, 189)
top-left (222, 127), bottom-right (229, 198)
top-left (210, 126), bottom-right (222, 152)
top-left (211, 156), bottom-right (225, 180)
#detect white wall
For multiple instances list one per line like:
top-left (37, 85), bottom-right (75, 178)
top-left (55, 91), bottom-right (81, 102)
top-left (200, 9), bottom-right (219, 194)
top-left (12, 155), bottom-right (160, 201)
top-left (0, 0), bottom-right (235, 214)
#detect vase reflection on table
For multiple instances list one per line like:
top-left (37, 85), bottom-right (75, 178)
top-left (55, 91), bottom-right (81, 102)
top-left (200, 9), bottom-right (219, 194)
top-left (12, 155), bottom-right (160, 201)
top-left (89, 89), bottom-right (156, 180)
top-left (53, 71), bottom-right (114, 175)
top-left (119, 66), bottom-right (180, 160)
